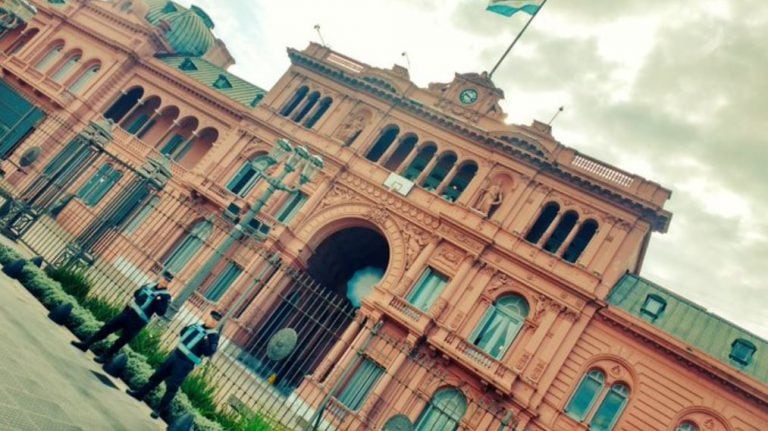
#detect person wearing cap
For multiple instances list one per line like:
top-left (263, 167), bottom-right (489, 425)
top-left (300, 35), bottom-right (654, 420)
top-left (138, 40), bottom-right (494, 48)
top-left (127, 310), bottom-right (222, 420)
top-left (71, 280), bottom-right (172, 363)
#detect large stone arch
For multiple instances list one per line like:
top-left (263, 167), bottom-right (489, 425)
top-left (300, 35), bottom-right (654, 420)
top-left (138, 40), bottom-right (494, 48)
top-left (295, 201), bottom-right (408, 293)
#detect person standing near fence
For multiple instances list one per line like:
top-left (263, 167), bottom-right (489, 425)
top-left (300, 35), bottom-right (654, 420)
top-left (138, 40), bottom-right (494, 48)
top-left (127, 310), bottom-right (222, 420)
top-left (71, 280), bottom-right (172, 363)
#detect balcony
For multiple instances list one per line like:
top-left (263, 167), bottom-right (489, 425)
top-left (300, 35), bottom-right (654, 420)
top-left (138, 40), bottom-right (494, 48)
top-left (373, 291), bottom-right (433, 335)
top-left (428, 325), bottom-right (517, 394)
top-left (0, 55), bottom-right (76, 107)
top-left (109, 126), bottom-right (188, 179)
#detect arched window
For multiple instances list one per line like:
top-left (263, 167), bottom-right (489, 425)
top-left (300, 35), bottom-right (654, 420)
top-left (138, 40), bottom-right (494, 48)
top-left (292, 91), bottom-right (320, 123)
top-left (34, 44), bottom-right (63, 71)
top-left (415, 388), bottom-right (467, 431)
top-left (525, 202), bottom-right (560, 244)
top-left (421, 152), bottom-right (457, 192)
top-left (125, 114), bottom-right (150, 135)
top-left (589, 383), bottom-right (630, 431)
top-left (565, 369), bottom-right (605, 421)
top-left (562, 219), bottom-right (598, 263)
top-left (402, 143), bottom-right (436, 180)
top-left (68, 64), bottom-right (100, 94)
top-left (51, 54), bottom-right (80, 82)
top-left (383, 134), bottom-right (417, 171)
top-left (280, 85), bottom-right (308, 117)
top-left (365, 125), bottom-right (399, 162)
top-left (676, 422), bottom-right (699, 431)
top-left (163, 219), bottom-right (213, 276)
top-left (226, 155), bottom-right (272, 196)
top-left (5, 28), bottom-right (38, 54)
top-left (304, 96), bottom-right (332, 128)
top-left (471, 294), bottom-right (529, 359)
top-left (104, 87), bottom-right (143, 122)
top-left (442, 161), bottom-right (478, 202)
top-left (77, 163), bottom-right (123, 207)
top-left (543, 210), bottom-right (578, 253)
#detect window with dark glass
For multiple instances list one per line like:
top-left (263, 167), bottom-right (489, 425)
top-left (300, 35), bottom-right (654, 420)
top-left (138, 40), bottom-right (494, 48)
top-left (564, 369), bottom-right (605, 421)
top-left (542, 211), bottom-right (578, 253)
top-left (204, 261), bottom-right (243, 302)
top-left (77, 163), bottom-right (123, 207)
top-left (589, 383), bottom-right (629, 431)
top-left (333, 357), bottom-right (385, 411)
top-left (639, 294), bottom-right (666, 322)
top-left (275, 192), bottom-right (307, 224)
top-left (415, 388), bottom-right (467, 431)
top-left (471, 294), bottom-right (528, 359)
top-left (676, 422), bottom-right (699, 431)
top-left (406, 267), bottom-right (448, 312)
top-left (525, 202), bottom-right (559, 244)
top-left (730, 338), bottom-right (756, 365)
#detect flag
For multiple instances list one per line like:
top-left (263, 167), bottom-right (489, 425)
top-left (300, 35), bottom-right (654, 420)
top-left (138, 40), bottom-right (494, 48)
top-left (486, 0), bottom-right (541, 17)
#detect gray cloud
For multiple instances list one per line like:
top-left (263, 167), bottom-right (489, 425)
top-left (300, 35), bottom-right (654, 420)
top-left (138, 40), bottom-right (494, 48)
top-left (175, 0), bottom-right (768, 337)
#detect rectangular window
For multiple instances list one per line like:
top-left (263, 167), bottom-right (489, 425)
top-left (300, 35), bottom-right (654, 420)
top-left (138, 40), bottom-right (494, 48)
top-left (334, 357), bottom-right (385, 411)
top-left (123, 196), bottom-right (160, 234)
top-left (276, 192), bottom-right (307, 224)
top-left (406, 267), bottom-right (448, 312)
top-left (639, 294), bottom-right (666, 322)
top-left (204, 262), bottom-right (243, 302)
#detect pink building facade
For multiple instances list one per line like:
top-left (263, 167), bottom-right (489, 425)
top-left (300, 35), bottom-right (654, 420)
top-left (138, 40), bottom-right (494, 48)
top-left (0, 1), bottom-right (765, 430)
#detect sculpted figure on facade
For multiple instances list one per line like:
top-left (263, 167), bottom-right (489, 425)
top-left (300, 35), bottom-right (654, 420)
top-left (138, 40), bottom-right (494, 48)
top-left (335, 108), bottom-right (371, 146)
top-left (473, 180), bottom-right (504, 217)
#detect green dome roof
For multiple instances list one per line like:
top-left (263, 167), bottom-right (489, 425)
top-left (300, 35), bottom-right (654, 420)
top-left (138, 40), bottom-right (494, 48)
top-left (145, 1), bottom-right (215, 57)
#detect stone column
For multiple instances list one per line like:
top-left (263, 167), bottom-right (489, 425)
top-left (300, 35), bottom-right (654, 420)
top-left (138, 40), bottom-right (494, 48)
top-left (414, 156), bottom-right (440, 185)
top-left (397, 145), bottom-right (422, 176)
top-left (134, 109), bottom-right (162, 138)
top-left (359, 347), bottom-right (409, 418)
top-left (313, 316), bottom-right (363, 382)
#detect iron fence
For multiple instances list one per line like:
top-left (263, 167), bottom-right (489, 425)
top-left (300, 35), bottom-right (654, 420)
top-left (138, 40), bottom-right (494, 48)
top-left (0, 115), bottom-right (515, 430)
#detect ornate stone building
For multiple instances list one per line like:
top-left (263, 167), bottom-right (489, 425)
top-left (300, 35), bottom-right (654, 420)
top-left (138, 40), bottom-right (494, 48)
top-left (0, 1), bottom-right (765, 430)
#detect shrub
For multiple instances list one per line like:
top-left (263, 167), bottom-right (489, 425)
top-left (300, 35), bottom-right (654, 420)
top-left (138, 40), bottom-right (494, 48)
top-left (129, 326), bottom-right (170, 367)
top-left (45, 265), bottom-right (91, 301)
top-left (182, 365), bottom-right (219, 419)
top-left (0, 246), bottom-right (23, 265)
top-left (82, 296), bottom-right (122, 322)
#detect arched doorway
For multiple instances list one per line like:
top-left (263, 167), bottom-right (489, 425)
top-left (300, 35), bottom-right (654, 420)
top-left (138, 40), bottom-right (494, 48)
top-left (242, 224), bottom-right (390, 393)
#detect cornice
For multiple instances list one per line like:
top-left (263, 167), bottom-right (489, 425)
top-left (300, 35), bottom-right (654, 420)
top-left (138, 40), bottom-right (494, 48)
top-left (598, 309), bottom-right (768, 407)
top-left (287, 49), bottom-right (671, 232)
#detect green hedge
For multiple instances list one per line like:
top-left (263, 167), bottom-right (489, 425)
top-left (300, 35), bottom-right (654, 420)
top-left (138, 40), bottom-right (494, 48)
top-left (0, 251), bottom-right (226, 431)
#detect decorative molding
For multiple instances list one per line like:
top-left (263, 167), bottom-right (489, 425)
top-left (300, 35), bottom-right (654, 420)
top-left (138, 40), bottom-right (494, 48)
top-left (402, 222), bottom-right (431, 270)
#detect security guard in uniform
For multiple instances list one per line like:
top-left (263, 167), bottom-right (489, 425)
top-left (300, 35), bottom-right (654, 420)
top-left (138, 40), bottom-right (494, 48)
top-left (71, 280), bottom-right (172, 363)
top-left (127, 310), bottom-right (221, 420)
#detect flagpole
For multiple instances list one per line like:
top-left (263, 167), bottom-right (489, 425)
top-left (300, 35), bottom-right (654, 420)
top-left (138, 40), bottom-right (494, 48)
top-left (488, 0), bottom-right (548, 79)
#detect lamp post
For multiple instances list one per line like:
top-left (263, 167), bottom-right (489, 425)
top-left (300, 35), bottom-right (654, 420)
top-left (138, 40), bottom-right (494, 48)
top-left (167, 138), bottom-right (323, 317)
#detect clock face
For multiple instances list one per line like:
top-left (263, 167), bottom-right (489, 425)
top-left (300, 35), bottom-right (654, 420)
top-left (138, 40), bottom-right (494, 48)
top-left (459, 88), bottom-right (478, 105)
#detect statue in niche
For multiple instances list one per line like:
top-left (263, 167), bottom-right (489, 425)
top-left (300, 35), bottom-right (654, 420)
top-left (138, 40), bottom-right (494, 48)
top-left (335, 109), bottom-right (370, 146)
top-left (474, 180), bottom-right (504, 217)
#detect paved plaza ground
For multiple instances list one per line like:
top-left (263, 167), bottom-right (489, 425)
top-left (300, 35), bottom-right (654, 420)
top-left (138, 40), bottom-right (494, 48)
top-left (0, 265), bottom-right (164, 431)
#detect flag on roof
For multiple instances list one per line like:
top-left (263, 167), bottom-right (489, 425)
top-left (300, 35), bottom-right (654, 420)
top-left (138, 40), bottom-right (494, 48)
top-left (486, 0), bottom-right (542, 17)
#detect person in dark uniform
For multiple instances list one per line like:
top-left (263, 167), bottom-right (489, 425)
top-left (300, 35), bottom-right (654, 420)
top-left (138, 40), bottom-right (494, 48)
top-left (71, 280), bottom-right (172, 363)
top-left (127, 310), bottom-right (221, 420)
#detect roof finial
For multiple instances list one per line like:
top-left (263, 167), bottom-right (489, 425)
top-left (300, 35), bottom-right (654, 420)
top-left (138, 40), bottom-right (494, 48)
top-left (548, 106), bottom-right (564, 125)
top-left (314, 24), bottom-right (328, 48)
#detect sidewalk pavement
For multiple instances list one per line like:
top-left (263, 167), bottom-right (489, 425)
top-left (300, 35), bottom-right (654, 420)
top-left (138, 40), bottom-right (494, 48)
top-left (0, 268), bottom-right (164, 431)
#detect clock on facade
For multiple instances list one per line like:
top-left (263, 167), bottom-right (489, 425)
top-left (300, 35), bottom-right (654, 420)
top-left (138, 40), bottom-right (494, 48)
top-left (459, 88), bottom-right (479, 105)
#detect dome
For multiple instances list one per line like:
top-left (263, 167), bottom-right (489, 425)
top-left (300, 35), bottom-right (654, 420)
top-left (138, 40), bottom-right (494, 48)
top-left (144, 1), bottom-right (215, 57)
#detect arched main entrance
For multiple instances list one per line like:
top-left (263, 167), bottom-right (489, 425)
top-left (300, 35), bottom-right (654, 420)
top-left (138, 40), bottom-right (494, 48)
top-left (242, 224), bottom-right (390, 393)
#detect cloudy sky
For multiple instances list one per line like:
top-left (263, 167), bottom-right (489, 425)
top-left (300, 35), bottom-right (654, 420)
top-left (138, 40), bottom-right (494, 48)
top-left (176, 0), bottom-right (767, 338)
